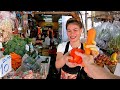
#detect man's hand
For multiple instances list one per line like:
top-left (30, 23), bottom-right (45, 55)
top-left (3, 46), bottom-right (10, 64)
top-left (75, 51), bottom-right (95, 77)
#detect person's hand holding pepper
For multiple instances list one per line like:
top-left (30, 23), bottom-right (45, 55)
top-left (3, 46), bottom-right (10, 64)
top-left (67, 48), bottom-right (84, 67)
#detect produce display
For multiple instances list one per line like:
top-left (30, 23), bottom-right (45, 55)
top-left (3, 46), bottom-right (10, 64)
top-left (92, 21), bottom-right (120, 73)
top-left (108, 34), bottom-right (120, 52)
top-left (3, 35), bottom-right (32, 57)
top-left (3, 56), bottom-right (50, 79)
top-left (94, 52), bottom-right (118, 67)
top-left (69, 48), bottom-right (84, 64)
top-left (0, 11), bottom-right (54, 79)
top-left (10, 52), bottom-right (22, 70)
top-left (3, 70), bottom-right (42, 79)
top-left (1, 11), bottom-right (120, 78)
top-left (0, 11), bottom-right (16, 43)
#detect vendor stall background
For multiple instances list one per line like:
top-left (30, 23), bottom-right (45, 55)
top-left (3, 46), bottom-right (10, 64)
top-left (61, 16), bottom-right (72, 42)
top-left (0, 11), bottom-right (120, 79)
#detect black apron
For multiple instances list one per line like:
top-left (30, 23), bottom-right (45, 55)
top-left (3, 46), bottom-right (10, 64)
top-left (60, 41), bottom-right (92, 79)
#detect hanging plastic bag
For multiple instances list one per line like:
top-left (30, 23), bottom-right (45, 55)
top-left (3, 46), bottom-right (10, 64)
top-left (95, 21), bottom-right (120, 50)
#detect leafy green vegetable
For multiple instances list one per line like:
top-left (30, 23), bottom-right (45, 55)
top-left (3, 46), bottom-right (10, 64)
top-left (108, 34), bottom-right (120, 52)
top-left (3, 35), bottom-right (32, 57)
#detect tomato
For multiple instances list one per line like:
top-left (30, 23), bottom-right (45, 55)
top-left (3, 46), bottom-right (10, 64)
top-left (70, 48), bottom-right (84, 56)
top-left (75, 57), bottom-right (82, 64)
top-left (68, 59), bottom-right (74, 63)
top-left (69, 48), bottom-right (84, 64)
top-left (70, 48), bottom-right (77, 57)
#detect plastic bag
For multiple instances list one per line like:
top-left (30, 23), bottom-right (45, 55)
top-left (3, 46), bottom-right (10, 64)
top-left (95, 21), bottom-right (120, 50)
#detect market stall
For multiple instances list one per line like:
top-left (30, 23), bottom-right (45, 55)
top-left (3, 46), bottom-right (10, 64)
top-left (0, 11), bottom-right (51, 79)
top-left (0, 11), bottom-right (120, 79)
top-left (92, 11), bottom-right (120, 74)
top-left (3, 56), bottom-right (51, 79)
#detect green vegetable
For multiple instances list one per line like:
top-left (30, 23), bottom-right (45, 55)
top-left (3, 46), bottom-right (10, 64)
top-left (108, 34), bottom-right (120, 52)
top-left (3, 35), bottom-right (32, 57)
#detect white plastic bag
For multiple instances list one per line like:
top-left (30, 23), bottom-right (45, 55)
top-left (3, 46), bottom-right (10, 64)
top-left (95, 21), bottom-right (120, 50)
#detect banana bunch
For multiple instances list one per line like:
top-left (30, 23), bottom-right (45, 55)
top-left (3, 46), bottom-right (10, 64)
top-left (110, 52), bottom-right (118, 64)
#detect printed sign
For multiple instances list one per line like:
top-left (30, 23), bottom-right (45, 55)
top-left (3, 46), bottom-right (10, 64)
top-left (25, 44), bottom-right (29, 51)
top-left (0, 55), bottom-right (12, 77)
top-left (0, 42), bottom-right (3, 48)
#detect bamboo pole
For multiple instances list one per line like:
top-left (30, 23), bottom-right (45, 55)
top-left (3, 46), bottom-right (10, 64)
top-left (91, 11), bottom-right (94, 27)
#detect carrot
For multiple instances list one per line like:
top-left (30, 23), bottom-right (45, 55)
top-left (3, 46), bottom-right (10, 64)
top-left (85, 28), bottom-right (96, 55)
top-left (10, 52), bottom-right (22, 70)
top-left (10, 52), bottom-right (21, 60)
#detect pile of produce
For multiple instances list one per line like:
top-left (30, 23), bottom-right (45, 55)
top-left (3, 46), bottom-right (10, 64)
top-left (108, 34), bottom-right (120, 52)
top-left (4, 56), bottom-right (50, 79)
top-left (3, 35), bottom-right (32, 57)
top-left (10, 52), bottom-right (22, 70)
top-left (4, 70), bottom-right (43, 79)
top-left (0, 11), bottom-right (16, 42)
top-left (94, 52), bottom-right (118, 67)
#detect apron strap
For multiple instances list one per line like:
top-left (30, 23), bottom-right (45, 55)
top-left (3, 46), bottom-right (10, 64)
top-left (64, 41), bottom-right (70, 54)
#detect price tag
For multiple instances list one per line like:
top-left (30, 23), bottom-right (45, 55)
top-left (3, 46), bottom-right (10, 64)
top-left (25, 44), bottom-right (29, 51)
top-left (0, 42), bottom-right (3, 48)
top-left (0, 55), bottom-right (12, 77)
